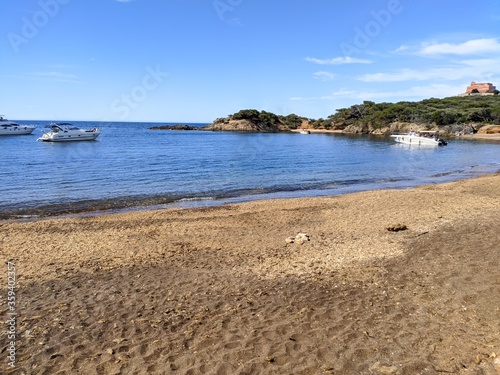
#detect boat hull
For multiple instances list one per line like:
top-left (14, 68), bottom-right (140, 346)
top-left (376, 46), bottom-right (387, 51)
top-left (0, 126), bottom-right (36, 135)
top-left (390, 134), bottom-right (447, 146)
top-left (38, 132), bottom-right (101, 142)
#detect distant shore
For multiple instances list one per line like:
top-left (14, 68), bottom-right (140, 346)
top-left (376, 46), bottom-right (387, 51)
top-left (291, 128), bottom-right (500, 141)
top-left (290, 128), bottom-right (344, 134)
top-left (458, 133), bottom-right (500, 141)
top-left (2, 173), bottom-right (500, 374)
top-left (150, 123), bottom-right (500, 141)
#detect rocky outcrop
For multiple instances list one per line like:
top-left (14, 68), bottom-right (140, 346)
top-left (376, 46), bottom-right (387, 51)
top-left (149, 124), bottom-right (198, 130)
top-left (203, 118), bottom-right (290, 133)
top-left (478, 125), bottom-right (500, 134)
top-left (341, 122), bottom-right (431, 135)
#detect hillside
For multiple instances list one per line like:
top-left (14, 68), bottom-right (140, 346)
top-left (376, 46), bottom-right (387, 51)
top-left (150, 96), bottom-right (500, 135)
top-left (323, 95), bottom-right (500, 135)
top-left (207, 96), bottom-right (500, 135)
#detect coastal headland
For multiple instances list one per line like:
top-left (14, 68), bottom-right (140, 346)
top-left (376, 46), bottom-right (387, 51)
top-left (150, 95), bottom-right (500, 140)
top-left (1, 173), bottom-right (499, 374)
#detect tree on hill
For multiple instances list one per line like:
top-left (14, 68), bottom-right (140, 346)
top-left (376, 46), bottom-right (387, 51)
top-left (328, 95), bottom-right (500, 129)
top-left (278, 113), bottom-right (303, 129)
top-left (231, 109), bottom-right (280, 127)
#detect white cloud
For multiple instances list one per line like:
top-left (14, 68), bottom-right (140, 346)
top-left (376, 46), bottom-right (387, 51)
top-left (28, 72), bottom-right (78, 79)
top-left (313, 71), bottom-right (336, 81)
top-left (15, 71), bottom-right (85, 84)
top-left (357, 58), bottom-right (500, 82)
top-left (289, 84), bottom-right (465, 102)
top-left (394, 45), bottom-right (410, 53)
top-left (418, 38), bottom-right (500, 56)
top-left (305, 56), bottom-right (372, 65)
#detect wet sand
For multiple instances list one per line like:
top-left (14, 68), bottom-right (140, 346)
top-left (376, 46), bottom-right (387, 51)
top-left (1, 174), bottom-right (500, 374)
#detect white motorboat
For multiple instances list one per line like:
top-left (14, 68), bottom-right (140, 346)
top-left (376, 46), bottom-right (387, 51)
top-left (391, 131), bottom-right (447, 146)
top-left (37, 123), bottom-right (101, 142)
top-left (299, 129), bottom-right (311, 134)
top-left (0, 115), bottom-right (36, 135)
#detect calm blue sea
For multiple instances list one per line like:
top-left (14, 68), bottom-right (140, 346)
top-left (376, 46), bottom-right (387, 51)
top-left (1, 120), bottom-right (499, 219)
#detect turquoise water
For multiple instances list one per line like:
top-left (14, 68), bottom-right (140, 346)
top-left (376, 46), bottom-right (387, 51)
top-left (1, 121), bottom-right (499, 218)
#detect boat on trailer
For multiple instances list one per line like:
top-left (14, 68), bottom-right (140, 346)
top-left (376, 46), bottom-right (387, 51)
top-left (391, 131), bottom-right (447, 146)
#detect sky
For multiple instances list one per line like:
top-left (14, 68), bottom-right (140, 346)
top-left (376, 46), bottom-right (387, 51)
top-left (1, 0), bottom-right (500, 123)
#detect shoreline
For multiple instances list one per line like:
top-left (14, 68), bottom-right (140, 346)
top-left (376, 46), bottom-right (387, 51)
top-left (2, 170), bottom-right (500, 222)
top-left (291, 127), bottom-right (500, 141)
top-left (290, 128), bottom-right (345, 134)
top-left (458, 133), bottom-right (500, 141)
top-left (1, 173), bottom-right (500, 374)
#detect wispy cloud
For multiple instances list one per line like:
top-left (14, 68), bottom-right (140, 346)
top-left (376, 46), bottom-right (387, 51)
top-left (28, 72), bottom-right (78, 79)
top-left (289, 84), bottom-right (466, 102)
top-left (305, 56), bottom-right (372, 65)
top-left (400, 38), bottom-right (500, 56)
top-left (16, 71), bottom-right (85, 84)
top-left (357, 58), bottom-right (500, 82)
top-left (313, 71), bottom-right (336, 81)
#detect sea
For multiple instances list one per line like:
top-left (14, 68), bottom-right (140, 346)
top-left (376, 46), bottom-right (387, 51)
top-left (1, 120), bottom-right (499, 219)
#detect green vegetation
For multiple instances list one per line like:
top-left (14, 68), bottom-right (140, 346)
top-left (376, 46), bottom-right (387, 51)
top-left (224, 96), bottom-right (499, 134)
top-left (328, 95), bottom-right (500, 130)
top-left (229, 109), bottom-right (308, 130)
top-left (232, 109), bottom-right (280, 127)
top-left (278, 113), bottom-right (303, 129)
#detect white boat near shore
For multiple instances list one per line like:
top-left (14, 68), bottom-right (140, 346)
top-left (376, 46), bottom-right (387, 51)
top-left (391, 131), bottom-right (447, 146)
top-left (37, 123), bottom-right (101, 142)
top-left (0, 115), bottom-right (36, 135)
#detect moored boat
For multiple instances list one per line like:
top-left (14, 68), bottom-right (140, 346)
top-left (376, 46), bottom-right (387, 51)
top-left (391, 131), bottom-right (447, 146)
top-left (0, 115), bottom-right (36, 135)
top-left (37, 123), bottom-right (101, 142)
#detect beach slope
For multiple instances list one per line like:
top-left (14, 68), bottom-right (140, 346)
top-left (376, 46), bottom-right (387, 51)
top-left (1, 174), bottom-right (500, 374)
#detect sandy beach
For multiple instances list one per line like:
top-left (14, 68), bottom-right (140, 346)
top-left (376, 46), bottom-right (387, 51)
top-left (459, 134), bottom-right (500, 141)
top-left (1, 174), bottom-right (500, 374)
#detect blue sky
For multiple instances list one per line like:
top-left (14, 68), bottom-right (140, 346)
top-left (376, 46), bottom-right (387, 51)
top-left (1, 0), bottom-right (500, 122)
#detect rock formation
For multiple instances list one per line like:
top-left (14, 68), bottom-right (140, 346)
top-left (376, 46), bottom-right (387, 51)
top-left (477, 125), bottom-right (500, 134)
top-left (149, 124), bottom-right (198, 130)
top-left (203, 117), bottom-right (290, 133)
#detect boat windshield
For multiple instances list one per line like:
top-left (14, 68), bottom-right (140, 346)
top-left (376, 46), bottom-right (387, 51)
top-left (49, 123), bottom-right (80, 131)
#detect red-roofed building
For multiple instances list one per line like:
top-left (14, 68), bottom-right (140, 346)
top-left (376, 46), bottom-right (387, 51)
top-left (465, 81), bottom-right (496, 94)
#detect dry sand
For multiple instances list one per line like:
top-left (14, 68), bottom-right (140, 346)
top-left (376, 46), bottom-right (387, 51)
top-left (1, 174), bottom-right (500, 374)
top-left (459, 134), bottom-right (500, 141)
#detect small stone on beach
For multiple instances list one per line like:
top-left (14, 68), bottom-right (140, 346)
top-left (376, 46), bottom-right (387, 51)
top-left (285, 232), bottom-right (311, 245)
top-left (386, 224), bottom-right (407, 232)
